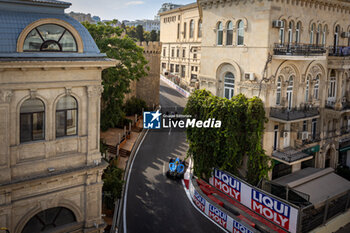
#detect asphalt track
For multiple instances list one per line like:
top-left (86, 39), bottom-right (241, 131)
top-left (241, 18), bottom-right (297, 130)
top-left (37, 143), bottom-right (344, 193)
top-left (125, 79), bottom-right (224, 233)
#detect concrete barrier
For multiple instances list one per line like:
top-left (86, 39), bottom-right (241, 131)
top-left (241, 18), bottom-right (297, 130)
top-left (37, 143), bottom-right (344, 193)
top-left (160, 75), bottom-right (190, 98)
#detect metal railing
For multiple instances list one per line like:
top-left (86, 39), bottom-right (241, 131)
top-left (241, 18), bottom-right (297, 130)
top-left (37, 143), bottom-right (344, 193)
top-left (270, 106), bottom-right (320, 121)
top-left (328, 46), bottom-right (350, 57)
top-left (274, 43), bottom-right (326, 56)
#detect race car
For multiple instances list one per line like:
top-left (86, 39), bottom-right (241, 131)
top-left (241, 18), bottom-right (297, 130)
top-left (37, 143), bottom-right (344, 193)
top-left (166, 157), bottom-right (186, 179)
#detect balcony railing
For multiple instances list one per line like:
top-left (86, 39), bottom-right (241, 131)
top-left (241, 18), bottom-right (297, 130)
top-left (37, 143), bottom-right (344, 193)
top-left (274, 43), bottom-right (326, 56)
top-left (325, 100), bottom-right (350, 111)
top-left (328, 46), bottom-right (350, 57)
top-left (270, 106), bottom-right (320, 122)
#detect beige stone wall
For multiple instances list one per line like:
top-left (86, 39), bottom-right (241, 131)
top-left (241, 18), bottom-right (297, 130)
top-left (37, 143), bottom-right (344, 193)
top-left (125, 41), bottom-right (161, 108)
top-left (0, 59), bottom-right (115, 232)
top-left (160, 3), bottom-right (201, 88)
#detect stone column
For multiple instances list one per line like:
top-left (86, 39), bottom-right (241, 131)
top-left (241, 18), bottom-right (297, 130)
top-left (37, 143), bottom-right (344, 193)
top-left (0, 89), bottom-right (13, 183)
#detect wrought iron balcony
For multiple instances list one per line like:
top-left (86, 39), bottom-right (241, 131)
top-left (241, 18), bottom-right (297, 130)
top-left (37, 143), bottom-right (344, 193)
top-left (325, 100), bottom-right (350, 111)
top-left (270, 106), bottom-right (320, 122)
top-left (274, 43), bottom-right (326, 56)
top-left (328, 46), bottom-right (350, 57)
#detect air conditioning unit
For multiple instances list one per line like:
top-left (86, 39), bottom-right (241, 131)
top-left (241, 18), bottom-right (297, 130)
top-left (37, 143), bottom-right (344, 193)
top-left (341, 32), bottom-right (350, 38)
top-left (245, 72), bottom-right (255, 81)
top-left (301, 131), bottom-right (309, 140)
top-left (272, 20), bottom-right (284, 28)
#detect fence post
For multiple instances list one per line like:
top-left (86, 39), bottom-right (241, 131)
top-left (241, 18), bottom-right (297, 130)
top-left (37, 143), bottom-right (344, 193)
top-left (323, 197), bottom-right (330, 224)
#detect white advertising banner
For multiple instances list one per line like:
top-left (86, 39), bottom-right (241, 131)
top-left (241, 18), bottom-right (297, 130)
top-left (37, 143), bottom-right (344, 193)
top-left (211, 168), bottom-right (299, 233)
top-left (189, 177), bottom-right (259, 233)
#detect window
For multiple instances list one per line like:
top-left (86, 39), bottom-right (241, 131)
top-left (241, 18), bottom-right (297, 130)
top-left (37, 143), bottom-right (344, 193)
top-left (22, 207), bottom-right (76, 233)
top-left (287, 76), bottom-right (294, 110)
top-left (176, 49), bottom-right (179, 57)
top-left (305, 75), bottom-right (310, 102)
top-left (170, 64), bottom-right (174, 73)
top-left (23, 24), bottom-right (77, 52)
top-left (226, 21), bottom-right (233, 46)
top-left (237, 20), bottom-right (244, 45)
top-left (314, 75), bottom-right (320, 100)
top-left (162, 63), bottom-right (166, 69)
top-left (217, 22), bottom-right (223, 45)
top-left (224, 72), bottom-right (235, 99)
top-left (334, 25), bottom-right (340, 48)
top-left (20, 99), bottom-right (45, 143)
top-left (182, 48), bottom-right (186, 58)
top-left (177, 23), bottom-right (180, 39)
top-left (316, 24), bottom-right (321, 45)
top-left (181, 65), bottom-right (186, 78)
top-left (288, 21), bottom-right (294, 44)
top-left (171, 48), bottom-right (174, 57)
top-left (163, 47), bottom-right (166, 57)
top-left (175, 64), bottom-right (179, 73)
top-left (312, 119), bottom-right (317, 140)
top-left (198, 20), bottom-right (202, 38)
top-left (189, 20), bottom-right (194, 38)
top-left (303, 121), bottom-right (308, 132)
top-left (328, 70), bottom-right (337, 99)
top-left (276, 76), bottom-right (281, 105)
top-left (279, 20), bottom-right (286, 45)
top-left (310, 23), bottom-right (315, 44)
top-left (295, 22), bottom-right (301, 44)
top-left (193, 53), bottom-right (197, 59)
top-left (56, 96), bottom-right (77, 137)
top-left (183, 22), bottom-right (187, 38)
top-left (322, 25), bottom-right (327, 45)
top-left (273, 125), bottom-right (279, 151)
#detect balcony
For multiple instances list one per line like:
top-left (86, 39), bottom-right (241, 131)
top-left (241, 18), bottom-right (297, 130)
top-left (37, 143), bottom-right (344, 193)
top-left (328, 46), bottom-right (350, 57)
top-left (272, 148), bottom-right (313, 165)
top-left (273, 43), bottom-right (326, 58)
top-left (295, 133), bottom-right (321, 148)
top-left (325, 100), bottom-right (350, 111)
top-left (270, 106), bottom-right (320, 122)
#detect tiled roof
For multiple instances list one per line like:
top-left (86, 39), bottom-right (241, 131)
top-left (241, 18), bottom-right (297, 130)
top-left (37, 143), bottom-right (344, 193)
top-left (0, 11), bottom-right (102, 58)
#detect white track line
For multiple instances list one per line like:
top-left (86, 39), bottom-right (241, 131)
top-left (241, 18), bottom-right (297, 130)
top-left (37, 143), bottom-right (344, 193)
top-left (123, 129), bottom-right (149, 233)
top-left (181, 180), bottom-right (228, 233)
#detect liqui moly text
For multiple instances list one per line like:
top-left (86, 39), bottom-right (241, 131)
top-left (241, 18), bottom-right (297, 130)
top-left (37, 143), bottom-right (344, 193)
top-left (193, 190), bottom-right (206, 212)
top-left (232, 219), bottom-right (254, 233)
top-left (208, 204), bottom-right (227, 228)
top-left (252, 190), bottom-right (290, 230)
top-left (214, 169), bottom-right (241, 201)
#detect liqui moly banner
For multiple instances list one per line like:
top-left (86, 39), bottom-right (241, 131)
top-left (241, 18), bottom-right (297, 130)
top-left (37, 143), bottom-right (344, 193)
top-left (211, 168), bottom-right (299, 233)
top-left (189, 177), bottom-right (259, 233)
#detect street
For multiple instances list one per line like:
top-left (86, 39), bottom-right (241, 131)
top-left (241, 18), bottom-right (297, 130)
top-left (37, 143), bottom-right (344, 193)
top-left (124, 79), bottom-right (224, 233)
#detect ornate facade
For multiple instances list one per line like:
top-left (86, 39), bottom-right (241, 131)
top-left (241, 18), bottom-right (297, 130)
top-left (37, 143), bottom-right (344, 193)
top-left (197, 0), bottom-right (350, 179)
top-left (0, 0), bottom-right (116, 232)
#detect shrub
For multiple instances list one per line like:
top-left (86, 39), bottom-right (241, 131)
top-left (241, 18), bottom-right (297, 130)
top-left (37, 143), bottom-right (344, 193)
top-left (124, 97), bottom-right (147, 116)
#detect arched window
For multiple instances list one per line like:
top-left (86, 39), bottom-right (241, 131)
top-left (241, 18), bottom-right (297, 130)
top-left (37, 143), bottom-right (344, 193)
top-left (334, 25), bottom-right (340, 48)
top-left (237, 20), bottom-right (244, 45)
top-left (314, 75), bottom-right (320, 100)
top-left (22, 207), bottom-right (76, 233)
top-left (20, 99), bottom-right (45, 143)
top-left (288, 21), bottom-right (294, 44)
top-left (295, 22), bottom-right (301, 44)
top-left (322, 25), bottom-right (327, 45)
top-left (276, 76), bottom-right (282, 105)
top-left (310, 23), bottom-right (315, 44)
top-left (328, 70), bottom-right (337, 100)
top-left (316, 24), bottom-right (321, 45)
top-left (189, 20), bottom-right (194, 38)
top-left (198, 20), bottom-right (202, 38)
top-left (305, 75), bottom-right (310, 102)
top-left (56, 96), bottom-right (78, 137)
top-left (23, 24), bottom-right (77, 52)
top-left (226, 21), bottom-right (233, 46)
top-left (279, 20), bottom-right (286, 45)
top-left (287, 76), bottom-right (294, 110)
top-left (224, 72), bottom-right (235, 99)
top-left (217, 22), bottom-right (223, 45)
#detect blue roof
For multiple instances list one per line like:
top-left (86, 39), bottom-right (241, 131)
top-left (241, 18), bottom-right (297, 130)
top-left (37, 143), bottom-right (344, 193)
top-left (0, 11), bottom-right (104, 58)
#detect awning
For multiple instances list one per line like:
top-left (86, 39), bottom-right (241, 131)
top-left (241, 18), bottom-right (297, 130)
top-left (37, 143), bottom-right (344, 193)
top-left (272, 148), bottom-right (313, 165)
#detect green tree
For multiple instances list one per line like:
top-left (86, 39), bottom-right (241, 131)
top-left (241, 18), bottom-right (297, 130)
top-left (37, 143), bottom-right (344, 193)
top-left (103, 165), bottom-right (124, 208)
top-left (136, 25), bottom-right (144, 42)
top-left (184, 90), bottom-right (272, 185)
top-left (150, 30), bottom-right (158, 41)
top-left (82, 21), bottom-right (149, 130)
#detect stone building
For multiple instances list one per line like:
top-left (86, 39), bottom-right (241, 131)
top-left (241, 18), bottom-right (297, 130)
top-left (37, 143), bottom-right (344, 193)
top-left (126, 42), bottom-right (161, 108)
top-left (196, 0), bottom-right (350, 179)
top-left (67, 11), bottom-right (96, 24)
top-left (159, 3), bottom-right (202, 91)
top-left (0, 0), bottom-right (116, 232)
